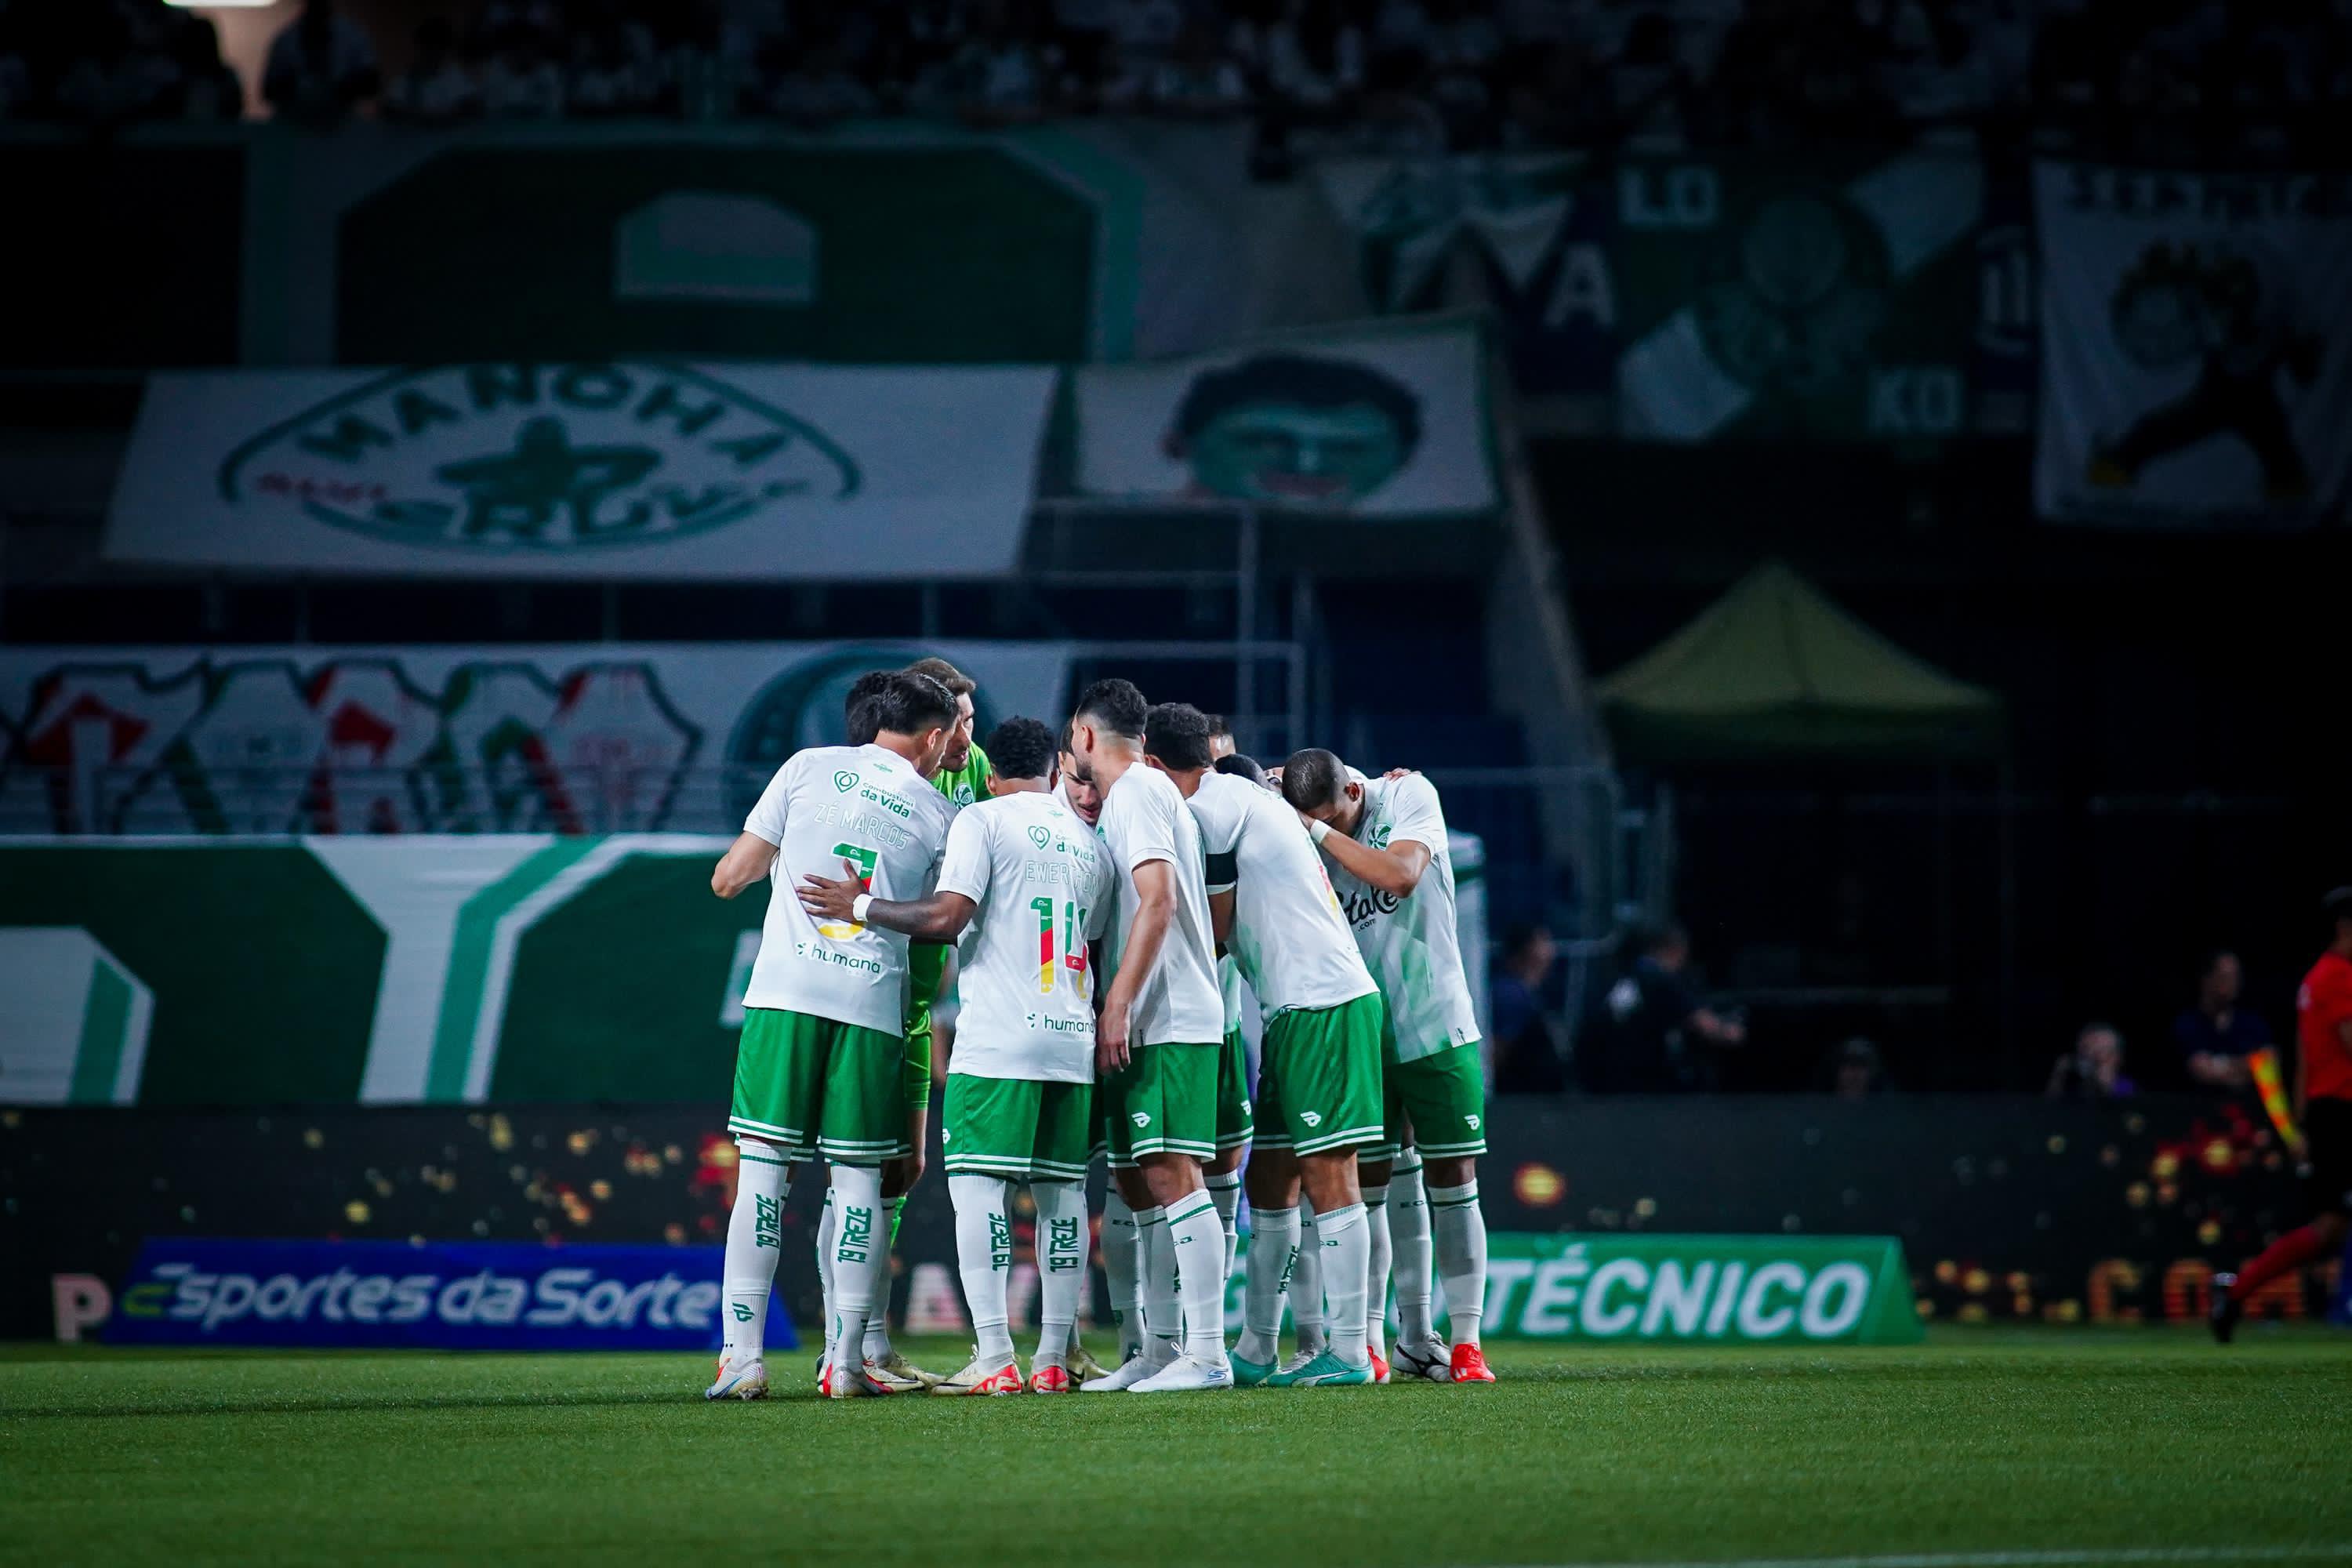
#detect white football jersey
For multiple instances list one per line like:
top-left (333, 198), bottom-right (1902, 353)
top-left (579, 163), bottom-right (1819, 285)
top-left (739, 743), bottom-right (957, 1036)
top-left (1096, 763), bottom-right (1225, 1047)
top-left (1187, 769), bottom-right (1376, 1020)
top-left (935, 789), bottom-right (1113, 1083)
top-left (1323, 771), bottom-right (1480, 1060)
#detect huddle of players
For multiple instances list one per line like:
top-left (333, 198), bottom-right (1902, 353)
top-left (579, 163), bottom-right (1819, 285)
top-left (705, 660), bottom-right (1494, 1399)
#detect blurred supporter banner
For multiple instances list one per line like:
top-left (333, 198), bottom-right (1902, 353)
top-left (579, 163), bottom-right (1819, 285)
top-left (0, 641), bottom-right (1069, 836)
top-left (103, 1237), bottom-right (754, 1352)
top-left (2034, 164), bottom-right (2352, 528)
top-left (1314, 149), bottom-right (2027, 441)
top-left (1610, 149), bottom-right (1991, 441)
top-left (1073, 321), bottom-right (1497, 514)
top-left (103, 362), bottom-right (1054, 577)
top-left (1313, 154), bottom-right (1614, 416)
top-left (1475, 1234), bottom-right (1918, 1344)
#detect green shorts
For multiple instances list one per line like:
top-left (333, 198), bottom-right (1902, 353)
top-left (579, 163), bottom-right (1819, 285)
top-left (942, 1073), bottom-right (1094, 1182)
top-left (1216, 1027), bottom-right (1255, 1152)
top-left (903, 943), bottom-right (950, 1113)
top-left (728, 1007), bottom-right (909, 1166)
top-left (1254, 992), bottom-right (1386, 1156)
top-left (1102, 1042), bottom-right (1221, 1169)
top-left (1377, 1033), bottom-right (1488, 1163)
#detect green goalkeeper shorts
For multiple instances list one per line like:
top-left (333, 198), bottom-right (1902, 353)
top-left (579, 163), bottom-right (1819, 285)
top-left (1102, 1042), bottom-right (1220, 1169)
top-left (728, 1007), bottom-right (909, 1166)
top-left (902, 943), bottom-right (949, 1114)
top-left (941, 1073), bottom-right (1094, 1182)
top-left (1254, 992), bottom-right (1386, 1156)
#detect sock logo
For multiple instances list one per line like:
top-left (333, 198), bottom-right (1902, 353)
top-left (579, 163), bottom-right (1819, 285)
top-left (1276, 1245), bottom-right (1299, 1294)
top-left (838, 1203), bottom-right (874, 1263)
top-left (988, 1211), bottom-right (1013, 1272)
top-left (1046, 1216), bottom-right (1083, 1272)
top-left (731, 1302), bottom-right (754, 1322)
top-left (753, 1193), bottom-right (782, 1250)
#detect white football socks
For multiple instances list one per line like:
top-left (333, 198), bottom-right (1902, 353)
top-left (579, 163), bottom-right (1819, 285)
top-left (1293, 1200), bottom-right (1326, 1354)
top-left (828, 1163), bottom-right (887, 1372)
top-left (1363, 1180), bottom-right (1392, 1362)
top-left (1102, 1189), bottom-right (1142, 1359)
top-left (1389, 1151), bottom-right (1436, 1342)
top-left (862, 1195), bottom-right (906, 1363)
top-left (1237, 1204), bottom-right (1298, 1366)
top-left (1205, 1169), bottom-right (1243, 1283)
top-left (1033, 1179), bottom-right (1089, 1368)
top-left (1166, 1189), bottom-right (1229, 1362)
top-left (1137, 1203), bottom-right (1179, 1367)
top-left (1429, 1178), bottom-right (1487, 1348)
top-left (1316, 1200), bottom-right (1372, 1369)
top-left (949, 1174), bottom-right (1016, 1363)
top-left (814, 1186), bottom-right (837, 1352)
top-left (720, 1137), bottom-right (790, 1364)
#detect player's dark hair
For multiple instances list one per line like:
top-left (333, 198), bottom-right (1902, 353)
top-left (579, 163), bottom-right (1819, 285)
top-left (1145, 702), bottom-right (1216, 771)
top-left (2326, 887), bottom-right (2352, 927)
top-left (1279, 748), bottom-right (1348, 812)
top-left (844, 670), bottom-right (896, 746)
top-left (2198, 947), bottom-right (2238, 979)
top-left (870, 671), bottom-right (956, 738)
top-left (1073, 677), bottom-right (1149, 741)
top-left (985, 717), bottom-right (1055, 782)
top-left (1172, 354), bottom-right (1422, 459)
top-left (902, 655), bottom-right (975, 699)
top-left (1204, 713), bottom-right (1232, 742)
top-left (1214, 753), bottom-right (1267, 786)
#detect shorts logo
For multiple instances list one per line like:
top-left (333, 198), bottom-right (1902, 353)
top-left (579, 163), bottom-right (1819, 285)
top-left (833, 770), bottom-right (859, 793)
top-left (1300, 1110), bottom-right (1323, 1128)
top-left (1240, 1098), bottom-right (1252, 1115)
top-left (1131, 1112), bottom-right (1152, 1128)
top-left (940, 1127), bottom-right (953, 1143)
top-left (1465, 1114), bottom-right (1482, 1131)
top-left (1027, 824), bottom-right (1051, 848)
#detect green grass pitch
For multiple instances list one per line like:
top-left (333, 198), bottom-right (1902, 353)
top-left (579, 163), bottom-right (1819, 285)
top-left (3, 1329), bottom-right (2349, 1568)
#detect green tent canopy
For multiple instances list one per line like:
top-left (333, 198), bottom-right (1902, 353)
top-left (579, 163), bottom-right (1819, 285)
top-left (1596, 562), bottom-right (2005, 761)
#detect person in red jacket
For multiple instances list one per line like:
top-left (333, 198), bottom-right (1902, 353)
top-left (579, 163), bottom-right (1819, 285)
top-left (2212, 887), bottom-right (2352, 1341)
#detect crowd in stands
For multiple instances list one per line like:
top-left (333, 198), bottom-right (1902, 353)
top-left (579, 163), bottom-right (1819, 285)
top-left (1, 0), bottom-right (2343, 159)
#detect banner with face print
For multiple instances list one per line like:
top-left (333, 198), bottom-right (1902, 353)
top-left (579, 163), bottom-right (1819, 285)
top-left (1071, 321), bottom-right (1497, 516)
top-left (2035, 164), bottom-right (2352, 528)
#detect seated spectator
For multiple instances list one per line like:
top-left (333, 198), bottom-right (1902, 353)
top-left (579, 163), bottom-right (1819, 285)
top-left (1491, 924), bottom-right (1565, 1094)
top-left (1151, 21), bottom-right (1248, 114)
top-left (1577, 920), bottom-right (1746, 1094)
top-left (1107, 0), bottom-right (1185, 66)
top-left (566, 16), bottom-right (659, 118)
top-left (165, 13), bottom-right (243, 122)
top-left (263, 0), bottom-right (380, 126)
top-left (49, 5), bottom-right (173, 126)
top-left (1824, 1036), bottom-right (1889, 1100)
top-left (2049, 1022), bottom-right (2136, 1100)
top-left (757, 39), bottom-right (877, 125)
top-left (383, 20), bottom-right (479, 125)
top-left (480, 29), bottom-right (563, 118)
top-left (2173, 949), bottom-right (2271, 1091)
top-left (1237, 0), bottom-right (1366, 108)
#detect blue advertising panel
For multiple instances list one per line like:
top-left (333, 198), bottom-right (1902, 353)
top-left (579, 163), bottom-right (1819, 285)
top-left (104, 1238), bottom-right (794, 1352)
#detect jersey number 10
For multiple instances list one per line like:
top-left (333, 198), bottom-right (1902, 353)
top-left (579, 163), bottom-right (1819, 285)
top-left (1030, 896), bottom-right (1091, 998)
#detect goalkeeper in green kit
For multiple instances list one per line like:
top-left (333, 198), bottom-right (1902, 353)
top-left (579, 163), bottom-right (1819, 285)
top-left (815, 657), bottom-right (993, 1392)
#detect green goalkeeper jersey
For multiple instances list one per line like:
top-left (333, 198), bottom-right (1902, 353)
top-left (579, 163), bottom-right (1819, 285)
top-left (908, 742), bottom-right (992, 1025)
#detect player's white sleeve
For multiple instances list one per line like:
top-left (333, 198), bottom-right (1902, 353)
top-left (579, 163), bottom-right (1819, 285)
top-left (1387, 774), bottom-right (1450, 856)
top-left (1109, 778), bottom-right (1179, 873)
top-left (936, 809), bottom-right (993, 908)
top-left (742, 753), bottom-right (801, 846)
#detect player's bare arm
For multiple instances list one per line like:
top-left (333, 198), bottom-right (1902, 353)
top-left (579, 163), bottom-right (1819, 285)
top-left (1317, 822), bottom-right (1430, 898)
top-left (797, 860), bottom-right (978, 943)
top-left (1098, 856), bottom-right (1175, 1074)
top-left (1209, 886), bottom-right (1236, 948)
top-left (710, 830), bottom-right (778, 899)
